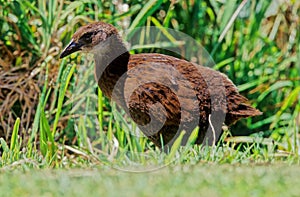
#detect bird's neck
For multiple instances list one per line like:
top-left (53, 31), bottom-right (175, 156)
top-left (93, 36), bottom-right (130, 100)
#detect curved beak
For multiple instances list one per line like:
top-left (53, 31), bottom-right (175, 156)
top-left (60, 40), bottom-right (83, 59)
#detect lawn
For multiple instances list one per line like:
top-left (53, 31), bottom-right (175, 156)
top-left (1, 164), bottom-right (300, 197)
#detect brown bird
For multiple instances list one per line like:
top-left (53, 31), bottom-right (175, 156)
top-left (60, 21), bottom-right (262, 149)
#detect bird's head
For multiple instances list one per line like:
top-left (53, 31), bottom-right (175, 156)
top-left (60, 21), bottom-right (119, 59)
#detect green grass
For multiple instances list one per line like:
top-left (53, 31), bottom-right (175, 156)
top-left (1, 165), bottom-right (300, 196)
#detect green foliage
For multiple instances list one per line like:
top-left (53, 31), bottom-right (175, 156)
top-left (0, 118), bottom-right (23, 166)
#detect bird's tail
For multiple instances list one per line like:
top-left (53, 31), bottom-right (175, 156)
top-left (232, 103), bottom-right (262, 116)
top-left (225, 103), bottom-right (262, 125)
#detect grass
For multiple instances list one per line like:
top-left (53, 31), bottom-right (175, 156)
top-left (1, 165), bottom-right (300, 196)
top-left (0, 0), bottom-right (300, 195)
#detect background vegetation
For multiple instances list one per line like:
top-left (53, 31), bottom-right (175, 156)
top-left (0, 0), bottom-right (299, 173)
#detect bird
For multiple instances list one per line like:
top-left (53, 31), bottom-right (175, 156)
top-left (60, 21), bottom-right (262, 149)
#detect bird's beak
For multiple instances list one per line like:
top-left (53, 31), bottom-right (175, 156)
top-left (60, 40), bottom-right (83, 59)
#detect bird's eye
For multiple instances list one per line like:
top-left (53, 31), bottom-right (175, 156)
top-left (80, 32), bottom-right (94, 44)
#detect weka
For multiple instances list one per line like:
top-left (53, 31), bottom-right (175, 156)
top-left (60, 21), bottom-right (262, 149)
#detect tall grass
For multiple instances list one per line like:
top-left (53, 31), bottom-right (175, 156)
top-left (0, 0), bottom-right (299, 168)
